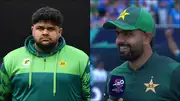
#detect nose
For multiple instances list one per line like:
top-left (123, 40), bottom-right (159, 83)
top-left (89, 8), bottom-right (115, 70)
top-left (116, 34), bottom-right (126, 45)
top-left (42, 29), bottom-right (49, 35)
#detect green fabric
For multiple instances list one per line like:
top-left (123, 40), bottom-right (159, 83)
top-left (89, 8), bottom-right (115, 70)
top-left (103, 5), bottom-right (156, 37)
top-left (81, 60), bottom-right (90, 99)
top-left (10, 73), bottom-right (82, 101)
top-left (104, 53), bottom-right (180, 101)
top-left (0, 63), bottom-right (11, 101)
top-left (170, 66), bottom-right (180, 101)
top-left (0, 37), bottom-right (90, 101)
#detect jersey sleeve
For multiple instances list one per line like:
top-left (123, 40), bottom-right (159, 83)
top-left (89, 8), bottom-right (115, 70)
top-left (81, 59), bottom-right (90, 101)
top-left (0, 62), bottom-right (12, 101)
top-left (170, 65), bottom-right (180, 101)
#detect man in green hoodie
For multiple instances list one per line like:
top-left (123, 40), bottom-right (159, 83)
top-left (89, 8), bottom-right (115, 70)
top-left (0, 6), bottom-right (90, 101)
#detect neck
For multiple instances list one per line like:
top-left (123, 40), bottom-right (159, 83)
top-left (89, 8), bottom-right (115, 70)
top-left (128, 46), bottom-right (153, 71)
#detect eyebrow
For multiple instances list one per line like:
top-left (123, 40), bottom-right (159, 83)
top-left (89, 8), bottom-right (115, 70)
top-left (115, 30), bottom-right (119, 33)
top-left (36, 26), bottom-right (55, 28)
top-left (115, 30), bottom-right (132, 33)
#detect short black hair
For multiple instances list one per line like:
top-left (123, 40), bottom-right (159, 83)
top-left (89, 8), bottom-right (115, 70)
top-left (150, 39), bottom-right (153, 48)
top-left (32, 6), bottom-right (63, 27)
top-left (140, 29), bottom-right (154, 48)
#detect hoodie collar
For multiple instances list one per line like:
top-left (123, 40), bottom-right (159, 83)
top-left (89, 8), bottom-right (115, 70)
top-left (24, 35), bottom-right (66, 57)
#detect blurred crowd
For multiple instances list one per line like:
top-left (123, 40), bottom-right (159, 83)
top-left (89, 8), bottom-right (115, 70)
top-left (90, 54), bottom-right (107, 84)
top-left (90, 0), bottom-right (180, 29)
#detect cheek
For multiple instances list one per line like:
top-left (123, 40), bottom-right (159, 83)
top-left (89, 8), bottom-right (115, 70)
top-left (33, 30), bottom-right (41, 36)
top-left (142, 36), bottom-right (148, 45)
top-left (32, 30), bottom-right (42, 39)
top-left (128, 37), bottom-right (143, 46)
top-left (50, 32), bottom-right (60, 40)
top-left (115, 37), bottom-right (119, 44)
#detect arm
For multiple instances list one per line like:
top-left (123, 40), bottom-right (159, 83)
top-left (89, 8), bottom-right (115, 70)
top-left (81, 60), bottom-right (90, 101)
top-left (0, 62), bottom-right (12, 101)
top-left (170, 66), bottom-right (180, 101)
top-left (165, 29), bottom-right (180, 57)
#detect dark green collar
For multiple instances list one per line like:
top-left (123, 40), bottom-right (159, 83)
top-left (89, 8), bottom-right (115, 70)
top-left (25, 36), bottom-right (66, 57)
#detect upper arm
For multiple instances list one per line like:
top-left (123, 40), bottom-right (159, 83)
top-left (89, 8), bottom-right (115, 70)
top-left (0, 62), bottom-right (12, 101)
top-left (0, 52), bottom-right (15, 101)
top-left (80, 55), bottom-right (90, 101)
top-left (170, 66), bottom-right (180, 101)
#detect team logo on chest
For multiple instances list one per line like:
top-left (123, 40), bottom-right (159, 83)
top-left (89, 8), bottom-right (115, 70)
top-left (59, 60), bottom-right (67, 67)
top-left (22, 58), bottom-right (31, 67)
top-left (144, 76), bottom-right (159, 93)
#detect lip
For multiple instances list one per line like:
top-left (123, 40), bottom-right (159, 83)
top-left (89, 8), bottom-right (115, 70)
top-left (119, 46), bottom-right (129, 52)
top-left (40, 37), bottom-right (51, 41)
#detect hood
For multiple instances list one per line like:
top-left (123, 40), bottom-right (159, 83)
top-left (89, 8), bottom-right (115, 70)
top-left (24, 35), bottom-right (66, 57)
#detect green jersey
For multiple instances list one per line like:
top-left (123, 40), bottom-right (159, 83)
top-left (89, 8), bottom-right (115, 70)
top-left (104, 53), bottom-right (180, 101)
top-left (0, 36), bottom-right (90, 101)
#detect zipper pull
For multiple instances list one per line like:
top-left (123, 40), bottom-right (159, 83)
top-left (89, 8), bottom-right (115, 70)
top-left (44, 58), bottom-right (46, 62)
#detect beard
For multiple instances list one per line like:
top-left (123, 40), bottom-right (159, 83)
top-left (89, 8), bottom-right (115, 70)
top-left (34, 38), bottom-right (58, 52)
top-left (118, 43), bottom-right (144, 62)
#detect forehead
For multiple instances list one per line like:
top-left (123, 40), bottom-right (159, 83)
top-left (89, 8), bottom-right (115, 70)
top-left (115, 27), bottom-right (133, 32)
top-left (115, 27), bottom-right (123, 32)
top-left (115, 27), bottom-right (143, 33)
top-left (33, 21), bottom-right (58, 27)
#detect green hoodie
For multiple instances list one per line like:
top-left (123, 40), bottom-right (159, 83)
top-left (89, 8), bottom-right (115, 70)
top-left (0, 36), bottom-right (90, 101)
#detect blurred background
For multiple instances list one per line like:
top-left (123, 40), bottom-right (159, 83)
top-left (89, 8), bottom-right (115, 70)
top-left (90, 0), bottom-right (180, 101)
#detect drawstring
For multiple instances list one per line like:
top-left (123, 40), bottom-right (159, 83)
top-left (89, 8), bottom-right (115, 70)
top-left (29, 55), bottom-right (34, 88)
top-left (28, 53), bottom-right (59, 96)
top-left (53, 52), bottom-right (59, 96)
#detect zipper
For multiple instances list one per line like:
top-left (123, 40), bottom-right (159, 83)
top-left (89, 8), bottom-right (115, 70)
top-left (44, 58), bottom-right (46, 62)
top-left (44, 57), bottom-right (46, 70)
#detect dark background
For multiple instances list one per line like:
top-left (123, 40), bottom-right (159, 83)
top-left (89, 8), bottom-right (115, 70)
top-left (0, 0), bottom-right (90, 59)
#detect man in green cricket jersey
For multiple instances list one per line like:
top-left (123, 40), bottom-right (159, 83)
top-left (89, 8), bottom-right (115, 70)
top-left (103, 5), bottom-right (180, 101)
top-left (0, 6), bottom-right (90, 101)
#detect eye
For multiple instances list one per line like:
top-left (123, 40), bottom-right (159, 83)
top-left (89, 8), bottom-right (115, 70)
top-left (47, 27), bottom-right (55, 31)
top-left (115, 31), bottom-right (120, 36)
top-left (126, 31), bottom-right (133, 37)
top-left (36, 26), bottom-right (44, 31)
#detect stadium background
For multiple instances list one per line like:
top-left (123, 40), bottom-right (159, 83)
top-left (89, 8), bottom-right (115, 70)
top-left (90, 0), bottom-right (180, 101)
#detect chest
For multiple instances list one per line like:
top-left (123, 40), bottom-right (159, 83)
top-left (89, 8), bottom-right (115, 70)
top-left (9, 55), bottom-right (81, 88)
top-left (113, 69), bottom-right (171, 101)
top-left (10, 55), bottom-right (82, 96)
top-left (11, 55), bottom-right (80, 75)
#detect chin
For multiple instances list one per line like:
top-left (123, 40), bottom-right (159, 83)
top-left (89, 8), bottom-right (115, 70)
top-left (41, 43), bottom-right (51, 47)
top-left (120, 54), bottom-right (141, 62)
top-left (41, 41), bottom-right (51, 45)
top-left (120, 55), bottom-right (130, 61)
top-left (36, 42), bottom-right (56, 51)
top-left (119, 52), bottom-right (134, 61)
